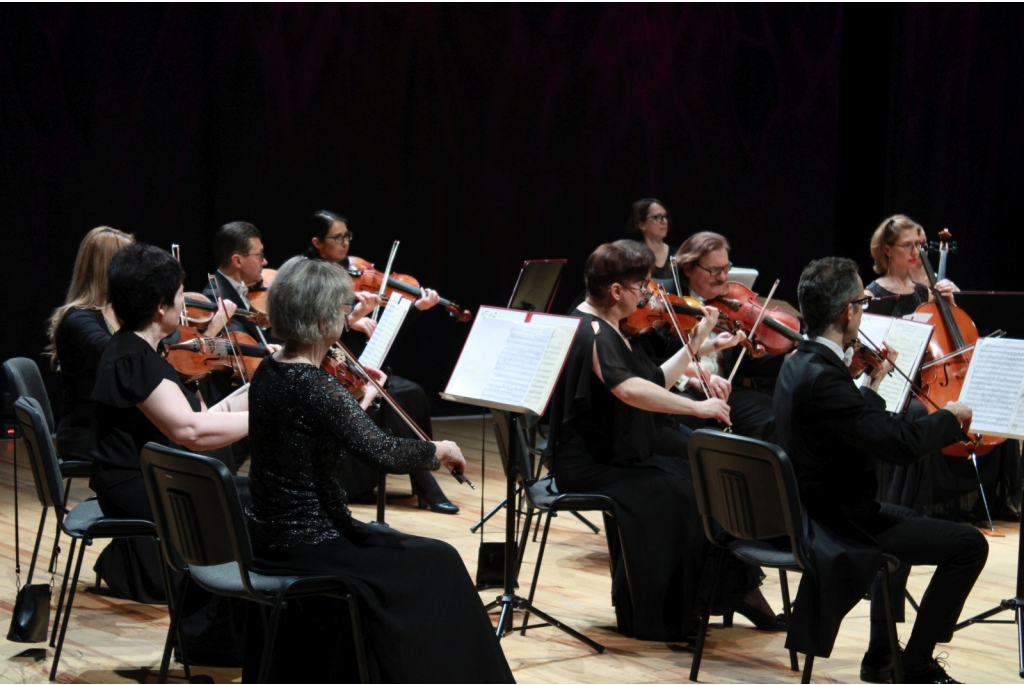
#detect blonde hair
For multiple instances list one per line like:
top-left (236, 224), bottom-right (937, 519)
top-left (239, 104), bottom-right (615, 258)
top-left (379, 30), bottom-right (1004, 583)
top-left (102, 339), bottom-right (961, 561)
top-left (47, 226), bottom-right (135, 367)
top-left (675, 231), bottom-right (731, 287)
top-left (870, 214), bottom-right (924, 274)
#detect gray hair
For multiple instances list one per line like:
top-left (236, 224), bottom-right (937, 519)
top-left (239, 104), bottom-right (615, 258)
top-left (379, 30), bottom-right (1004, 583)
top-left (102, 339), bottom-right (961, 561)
top-left (797, 256), bottom-right (863, 337)
top-left (267, 256), bottom-right (353, 344)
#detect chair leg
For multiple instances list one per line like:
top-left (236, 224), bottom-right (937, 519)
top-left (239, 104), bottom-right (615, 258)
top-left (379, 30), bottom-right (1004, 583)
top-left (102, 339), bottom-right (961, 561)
top-left (344, 594), bottom-right (369, 683)
top-left (258, 598), bottom-right (287, 684)
top-left (158, 573), bottom-right (191, 684)
top-left (27, 507), bottom-right (47, 584)
top-left (50, 537), bottom-right (78, 648)
top-left (690, 549), bottom-right (721, 682)
top-left (48, 480), bottom-right (72, 575)
top-left (570, 511), bottom-right (601, 534)
top-left (520, 510), bottom-right (554, 635)
top-left (801, 654), bottom-right (815, 684)
top-left (779, 569), bottom-right (798, 672)
top-left (50, 539), bottom-right (87, 681)
top-left (880, 565), bottom-right (904, 684)
top-left (516, 505), bottom-right (535, 578)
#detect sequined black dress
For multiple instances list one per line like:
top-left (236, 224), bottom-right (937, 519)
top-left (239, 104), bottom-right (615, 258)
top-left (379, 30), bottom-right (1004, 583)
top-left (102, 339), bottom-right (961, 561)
top-left (244, 356), bottom-right (513, 683)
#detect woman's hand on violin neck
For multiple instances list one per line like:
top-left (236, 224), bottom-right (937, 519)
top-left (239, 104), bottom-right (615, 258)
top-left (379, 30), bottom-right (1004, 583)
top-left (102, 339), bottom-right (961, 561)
top-left (696, 398), bottom-right (732, 426)
top-left (702, 329), bottom-right (746, 356)
top-left (414, 288), bottom-right (440, 311)
top-left (204, 298), bottom-right (238, 338)
top-left (944, 401), bottom-right (973, 424)
top-left (350, 292), bottom-right (383, 321)
top-left (435, 440), bottom-right (467, 475)
top-left (349, 317), bottom-right (377, 337)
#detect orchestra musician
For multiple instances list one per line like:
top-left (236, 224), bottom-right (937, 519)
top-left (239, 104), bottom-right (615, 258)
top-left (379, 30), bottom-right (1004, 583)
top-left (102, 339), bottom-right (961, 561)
top-left (864, 215), bottom-right (957, 314)
top-left (546, 239), bottom-right (783, 642)
top-left (774, 256), bottom-right (987, 684)
top-left (89, 243), bottom-right (250, 603)
top-left (672, 231), bottom-right (780, 441)
top-left (304, 209), bottom-right (458, 514)
top-left (47, 226), bottom-right (135, 462)
top-left (625, 198), bottom-right (675, 280)
top-left (243, 256), bottom-right (513, 682)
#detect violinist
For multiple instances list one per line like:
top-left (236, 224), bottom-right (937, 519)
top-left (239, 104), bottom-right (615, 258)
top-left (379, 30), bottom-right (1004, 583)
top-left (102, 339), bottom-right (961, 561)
top-left (774, 256), bottom-right (986, 683)
top-left (672, 231), bottom-right (779, 440)
top-left (47, 226), bottom-right (135, 463)
top-left (546, 240), bottom-right (784, 642)
top-left (89, 243), bottom-right (249, 604)
top-left (203, 221), bottom-right (274, 342)
top-left (864, 215), bottom-right (957, 315)
top-left (243, 256), bottom-right (513, 682)
top-left (303, 209), bottom-right (458, 514)
top-left (625, 198), bottom-right (675, 280)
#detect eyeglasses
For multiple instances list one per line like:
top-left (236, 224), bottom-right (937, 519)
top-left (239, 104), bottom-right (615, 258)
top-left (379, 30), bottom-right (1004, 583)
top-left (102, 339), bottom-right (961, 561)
top-left (892, 241), bottom-right (925, 253)
top-left (325, 232), bottom-right (354, 244)
top-left (645, 213), bottom-right (669, 224)
top-left (623, 279), bottom-right (650, 294)
top-left (243, 251), bottom-right (266, 261)
top-left (694, 261), bottom-right (732, 277)
top-left (849, 295), bottom-right (873, 308)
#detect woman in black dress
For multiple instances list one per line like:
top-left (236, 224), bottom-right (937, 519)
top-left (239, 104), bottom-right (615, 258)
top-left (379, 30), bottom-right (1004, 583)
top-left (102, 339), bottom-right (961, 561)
top-left (864, 214), bottom-right (957, 315)
top-left (89, 244), bottom-right (250, 603)
top-left (626, 198), bottom-right (676, 281)
top-left (547, 240), bottom-right (781, 642)
top-left (47, 226), bottom-right (135, 461)
top-left (244, 255), bottom-right (513, 683)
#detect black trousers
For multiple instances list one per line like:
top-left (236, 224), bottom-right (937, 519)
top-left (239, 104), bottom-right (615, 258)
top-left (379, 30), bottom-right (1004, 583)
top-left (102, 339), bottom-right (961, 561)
top-left (868, 503), bottom-right (988, 646)
top-left (677, 385), bottom-right (776, 442)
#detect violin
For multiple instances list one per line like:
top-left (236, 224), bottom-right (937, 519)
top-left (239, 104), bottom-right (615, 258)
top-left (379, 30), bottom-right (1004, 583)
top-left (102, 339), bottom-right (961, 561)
top-left (346, 255), bottom-right (471, 322)
top-left (914, 231), bottom-right (1004, 458)
top-left (620, 282), bottom-right (704, 336)
top-left (183, 292), bottom-right (271, 328)
top-left (320, 346), bottom-right (367, 401)
top-left (162, 325), bottom-right (269, 382)
top-left (245, 268), bottom-right (277, 317)
top-left (706, 282), bottom-right (803, 356)
top-left (847, 339), bottom-right (890, 380)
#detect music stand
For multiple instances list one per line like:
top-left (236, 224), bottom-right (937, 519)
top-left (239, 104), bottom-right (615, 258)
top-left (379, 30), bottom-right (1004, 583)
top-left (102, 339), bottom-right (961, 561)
top-left (508, 259), bottom-right (566, 312)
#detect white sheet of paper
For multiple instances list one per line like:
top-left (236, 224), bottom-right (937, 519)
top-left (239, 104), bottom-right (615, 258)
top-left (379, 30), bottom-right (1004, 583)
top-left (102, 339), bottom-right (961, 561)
top-left (857, 313), bottom-right (933, 412)
top-left (958, 337), bottom-right (1024, 439)
top-left (358, 295), bottom-right (412, 369)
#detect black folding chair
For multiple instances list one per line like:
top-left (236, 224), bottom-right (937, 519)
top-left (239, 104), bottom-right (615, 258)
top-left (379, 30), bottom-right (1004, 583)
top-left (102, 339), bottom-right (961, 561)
top-left (490, 410), bottom-right (622, 637)
top-left (687, 429), bottom-right (903, 684)
top-left (4, 358), bottom-right (93, 582)
top-left (14, 397), bottom-right (158, 681)
top-left (139, 442), bottom-right (369, 683)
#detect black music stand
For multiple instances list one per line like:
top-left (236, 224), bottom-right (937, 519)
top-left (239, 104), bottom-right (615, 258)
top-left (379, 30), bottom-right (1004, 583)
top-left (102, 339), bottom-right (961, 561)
top-left (508, 259), bottom-right (566, 312)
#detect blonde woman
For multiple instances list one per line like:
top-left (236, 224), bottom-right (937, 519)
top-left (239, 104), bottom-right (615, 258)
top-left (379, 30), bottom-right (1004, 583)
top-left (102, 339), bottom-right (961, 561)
top-left (47, 226), bottom-right (135, 460)
top-left (864, 215), bottom-right (957, 317)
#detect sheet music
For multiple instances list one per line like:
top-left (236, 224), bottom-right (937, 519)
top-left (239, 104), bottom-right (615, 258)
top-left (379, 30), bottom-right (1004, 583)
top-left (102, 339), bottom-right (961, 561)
top-left (481, 325), bottom-right (553, 406)
top-left (358, 295), bottom-right (412, 369)
top-left (958, 337), bottom-right (1024, 439)
top-left (858, 314), bottom-right (933, 412)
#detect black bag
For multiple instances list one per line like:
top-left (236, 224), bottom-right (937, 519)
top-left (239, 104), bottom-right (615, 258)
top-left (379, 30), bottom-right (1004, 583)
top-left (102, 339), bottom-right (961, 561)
top-left (6, 437), bottom-right (52, 643)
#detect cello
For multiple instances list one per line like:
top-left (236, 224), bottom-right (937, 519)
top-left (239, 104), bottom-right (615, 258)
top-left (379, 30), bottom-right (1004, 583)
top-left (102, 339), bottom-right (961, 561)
top-left (914, 231), bottom-right (1005, 457)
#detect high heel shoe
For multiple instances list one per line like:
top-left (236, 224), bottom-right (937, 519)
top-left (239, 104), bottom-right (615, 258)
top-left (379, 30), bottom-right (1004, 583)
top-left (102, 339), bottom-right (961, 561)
top-left (416, 494), bottom-right (459, 515)
top-left (723, 601), bottom-right (786, 631)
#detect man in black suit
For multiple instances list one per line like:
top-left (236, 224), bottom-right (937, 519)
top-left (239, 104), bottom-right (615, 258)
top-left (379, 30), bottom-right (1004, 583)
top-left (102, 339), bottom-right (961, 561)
top-left (774, 256), bottom-right (986, 684)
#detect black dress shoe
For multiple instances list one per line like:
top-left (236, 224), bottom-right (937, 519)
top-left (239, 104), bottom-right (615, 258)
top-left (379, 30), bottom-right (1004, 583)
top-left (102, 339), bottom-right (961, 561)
top-left (903, 657), bottom-right (961, 684)
top-left (861, 648), bottom-right (902, 683)
top-left (723, 601), bottom-right (786, 631)
top-left (417, 494), bottom-right (459, 515)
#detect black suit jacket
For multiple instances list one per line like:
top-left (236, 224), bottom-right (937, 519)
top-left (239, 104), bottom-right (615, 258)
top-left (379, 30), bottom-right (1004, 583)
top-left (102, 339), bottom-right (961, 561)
top-left (202, 271), bottom-right (270, 343)
top-left (773, 339), bottom-right (964, 657)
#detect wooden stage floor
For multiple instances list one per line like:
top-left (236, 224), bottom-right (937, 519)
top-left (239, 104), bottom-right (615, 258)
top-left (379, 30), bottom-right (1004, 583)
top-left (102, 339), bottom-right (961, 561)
top-left (0, 417), bottom-right (1020, 683)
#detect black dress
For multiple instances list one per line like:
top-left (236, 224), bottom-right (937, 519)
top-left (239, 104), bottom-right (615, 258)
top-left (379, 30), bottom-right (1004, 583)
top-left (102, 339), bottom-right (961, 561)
top-left (53, 308), bottom-right (111, 461)
top-left (547, 310), bottom-right (754, 641)
top-left (244, 356), bottom-right (513, 683)
top-left (864, 280), bottom-right (929, 317)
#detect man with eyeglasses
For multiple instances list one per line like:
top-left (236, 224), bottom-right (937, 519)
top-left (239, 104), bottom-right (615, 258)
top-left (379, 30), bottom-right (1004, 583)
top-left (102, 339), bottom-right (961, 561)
top-left (774, 256), bottom-right (984, 684)
top-left (670, 230), bottom-right (781, 441)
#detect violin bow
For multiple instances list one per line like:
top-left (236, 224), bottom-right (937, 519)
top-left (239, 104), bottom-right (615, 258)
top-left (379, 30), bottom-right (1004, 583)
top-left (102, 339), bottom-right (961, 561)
top-left (655, 285), bottom-right (723, 423)
top-left (374, 240), bottom-right (400, 322)
top-left (333, 340), bottom-right (474, 488)
top-left (669, 256), bottom-right (684, 299)
top-left (209, 273), bottom-right (252, 386)
top-left (171, 244), bottom-right (187, 326)
top-left (726, 279), bottom-right (779, 384)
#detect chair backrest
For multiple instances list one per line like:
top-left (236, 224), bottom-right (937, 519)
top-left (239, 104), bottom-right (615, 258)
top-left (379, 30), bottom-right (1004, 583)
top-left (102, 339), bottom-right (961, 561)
top-left (139, 442), bottom-right (253, 573)
top-left (687, 429), bottom-right (807, 563)
top-left (4, 358), bottom-right (56, 436)
top-left (13, 397), bottom-right (66, 510)
top-left (490, 410), bottom-right (534, 486)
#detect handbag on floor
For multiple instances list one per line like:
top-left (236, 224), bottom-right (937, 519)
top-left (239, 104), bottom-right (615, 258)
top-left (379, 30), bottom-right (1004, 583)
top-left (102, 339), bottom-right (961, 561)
top-left (7, 438), bottom-right (53, 643)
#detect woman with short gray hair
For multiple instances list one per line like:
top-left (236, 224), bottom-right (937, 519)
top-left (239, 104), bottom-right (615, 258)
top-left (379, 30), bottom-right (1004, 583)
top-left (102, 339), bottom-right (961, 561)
top-left (243, 256), bottom-right (513, 682)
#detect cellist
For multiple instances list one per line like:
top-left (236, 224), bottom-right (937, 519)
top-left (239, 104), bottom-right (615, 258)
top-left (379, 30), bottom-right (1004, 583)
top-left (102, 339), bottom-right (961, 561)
top-left (863, 215), bottom-right (957, 314)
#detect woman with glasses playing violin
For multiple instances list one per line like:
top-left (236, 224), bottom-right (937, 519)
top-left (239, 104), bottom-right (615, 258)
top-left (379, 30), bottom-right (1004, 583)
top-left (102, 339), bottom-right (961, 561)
top-left (625, 198), bottom-right (675, 280)
top-left (303, 210), bottom-right (458, 514)
top-left (864, 215), bottom-right (957, 315)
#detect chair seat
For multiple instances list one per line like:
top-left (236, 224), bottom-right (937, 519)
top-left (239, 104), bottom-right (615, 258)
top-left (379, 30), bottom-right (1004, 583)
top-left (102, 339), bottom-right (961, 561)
top-left (59, 460), bottom-right (94, 479)
top-left (189, 563), bottom-right (348, 599)
top-left (63, 499), bottom-right (156, 538)
top-left (726, 538), bottom-right (800, 569)
top-left (528, 478), bottom-right (615, 512)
